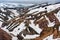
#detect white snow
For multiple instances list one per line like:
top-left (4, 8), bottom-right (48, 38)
top-left (54, 11), bottom-right (60, 22)
top-left (29, 20), bottom-right (42, 34)
top-left (43, 34), bottom-right (53, 40)
top-left (10, 22), bottom-right (26, 36)
top-left (24, 34), bottom-right (40, 39)
top-left (45, 15), bottom-right (55, 27)
top-left (8, 9), bottom-right (19, 16)
top-left (27, 7), bottom-right (46, 14)
top-left (0, 3), bottom-right (60, 40)
top-left (12, 37), bottom-right (18, 40)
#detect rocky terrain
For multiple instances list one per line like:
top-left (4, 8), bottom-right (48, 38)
top-left (0, 2), bottom-right (60, 40)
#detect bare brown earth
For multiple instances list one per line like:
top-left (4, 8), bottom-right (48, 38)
top-left (0, 28), bottom-right (12, 40)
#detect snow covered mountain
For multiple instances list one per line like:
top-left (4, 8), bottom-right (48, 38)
top-left (0, 2), bottom-right (60, 40)
top-left (0, 2), bottom-right (34, 8)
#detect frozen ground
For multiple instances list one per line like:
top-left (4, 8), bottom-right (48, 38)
top-left (0, 3), bottom-right (60, 40)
